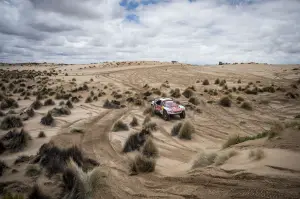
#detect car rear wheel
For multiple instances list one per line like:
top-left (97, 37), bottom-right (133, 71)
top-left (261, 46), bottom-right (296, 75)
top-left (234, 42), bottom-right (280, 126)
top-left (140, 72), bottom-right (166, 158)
top-left (180, 111), bottom-right (186, 119)
top-left (163, 110), bottom-right (170, 121)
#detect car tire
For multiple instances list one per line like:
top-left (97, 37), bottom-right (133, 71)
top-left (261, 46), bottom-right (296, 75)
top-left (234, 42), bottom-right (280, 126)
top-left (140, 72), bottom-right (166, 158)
top-left (163, 110), bottom-right (170, 121)
top-left (180, 111), bottom-right (186, 119)
top-left (151, 105), bottom-right (156, 115)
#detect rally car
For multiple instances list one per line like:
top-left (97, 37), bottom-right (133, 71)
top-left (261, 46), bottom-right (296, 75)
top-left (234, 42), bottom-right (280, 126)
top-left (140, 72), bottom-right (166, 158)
top-left (151, 98), bottom-right (186, 121)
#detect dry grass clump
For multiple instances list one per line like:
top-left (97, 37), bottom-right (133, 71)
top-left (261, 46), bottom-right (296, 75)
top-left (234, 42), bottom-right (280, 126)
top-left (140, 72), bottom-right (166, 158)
top-left (112, 120), bottom-right (129, 132)
top-left (2, 193), bottom-right (24, 199)
top-left (0, 128), bottom-right (31, 152)
top-left (0, 160), bottom-right (8, 176)
top-left (241, 101), bottom-right (253, 110)
top-left (192, 152), bottom-right (217, 168)
top-left (203, 79), bottom-right (209, 85)
top-left (171, 122), bottom-right (182, 136)
top-left (85, 96), bottom-right (93, 103)
top-left (0, 115), bottom-right (23, 130)
top-left (71, 96), bottom-right (79, 103)
top-left (25, 164), bottom-right (41, 177)
top-left (142, 138), bottom-right (159, 158)
top-left (219, 79), bottom-right (226, 86)
top-left (103, 99), bottom-right (120, 109)
top-left (249, 149), bottom-right (265, 160)
top-left (178, 120), bottom-right (195, 140)
top-left (27, 185), bottom-right (51, 199)
top-left (215, 78), bottom-right (220, 84)
top-left (171, 88), bottom-right (181, 98)
top-left (130, 116), bottom-right (139, 127)
top-left (0, 98), bottom-right (19, 110)
top-left (262, 86), bottom-right (276, 93)
top-left (66, 100), bottom-right (73, 108)
top-left (0, 110), bottom-right (5, 117)
top-left (192, 150), bottom-right (237, 168)
top-left (49, 106), bottom-right (71, 116)
top-left (236, 96), bottom-right (244, 102)
top-left (143, 115), bottom-right (151, 125)
top-left (38, 131), bottom-right (46, 138)
top-left (143, 121), bottom-right (157, 131)
top-left (129, 154), bottom-right (156, 175)
top-left (143, 106), bottom-right (152, 115)
top-left (188, 96), bottom-right (200, 105)
top-left (70, 128), bottom-right (84, 134)
top-left (41, 112), bottom-right (54, 126)
top-left (31, 100), bottom-right (43, 110)
top-left (219, 96), bottom-right (231, 107)
top-left (123, 130), bottom-right (149, 152)
top-left (182, 88), bottom-right (194, 98)
top-left (44, 98), bottom-right (55, 106)
top-left (214, 150), bottom-right (237, 166)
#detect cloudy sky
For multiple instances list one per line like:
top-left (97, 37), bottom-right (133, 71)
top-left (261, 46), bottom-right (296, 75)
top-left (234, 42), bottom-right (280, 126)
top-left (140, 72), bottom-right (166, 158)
top-left (0, 0), bottom-right (300, 64)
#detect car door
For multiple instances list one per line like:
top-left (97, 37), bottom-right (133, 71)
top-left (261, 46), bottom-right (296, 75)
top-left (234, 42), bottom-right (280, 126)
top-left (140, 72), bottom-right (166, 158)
top-left (155, 100), bottom-right (162, 112)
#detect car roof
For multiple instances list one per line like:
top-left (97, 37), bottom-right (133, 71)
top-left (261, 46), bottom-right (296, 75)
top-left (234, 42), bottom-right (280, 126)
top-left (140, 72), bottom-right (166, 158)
top-left (156, 98), bottom-right (173, 101)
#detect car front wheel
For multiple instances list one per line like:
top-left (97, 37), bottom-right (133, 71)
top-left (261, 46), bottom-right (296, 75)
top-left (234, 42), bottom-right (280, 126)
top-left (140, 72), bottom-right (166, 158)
top-left (180, 111), bottom-right (186, 119)
top-left (163, 110), bottom-right (170, 121)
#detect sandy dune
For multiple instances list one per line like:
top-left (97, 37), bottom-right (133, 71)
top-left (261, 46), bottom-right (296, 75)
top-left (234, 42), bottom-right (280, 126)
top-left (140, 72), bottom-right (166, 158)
top-left (0, 61), bottom-right (300, 198)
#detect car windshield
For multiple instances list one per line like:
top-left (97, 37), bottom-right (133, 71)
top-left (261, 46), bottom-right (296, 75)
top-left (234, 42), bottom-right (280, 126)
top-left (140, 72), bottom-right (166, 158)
top-left (164, 101), bottom-right (177, 107)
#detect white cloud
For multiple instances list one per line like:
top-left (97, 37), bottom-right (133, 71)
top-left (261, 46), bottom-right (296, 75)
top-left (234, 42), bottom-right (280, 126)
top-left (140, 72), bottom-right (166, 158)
top-left (0, 0), bottom-right (300, 64)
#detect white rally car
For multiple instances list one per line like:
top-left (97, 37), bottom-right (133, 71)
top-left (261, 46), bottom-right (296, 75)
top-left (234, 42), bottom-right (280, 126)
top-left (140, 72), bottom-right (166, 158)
top-left (151, 98), bottom-right (186, 121)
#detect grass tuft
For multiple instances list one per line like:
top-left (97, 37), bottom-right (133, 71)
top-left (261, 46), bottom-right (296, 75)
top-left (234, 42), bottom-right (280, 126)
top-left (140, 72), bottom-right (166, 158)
top-left (130, 116), bottom-right (139, 127)
top-left (219, 96), bottom-right (231, 107)
top-left (178, 120), bottom-right (195, 140)
top-left (171, 122), bottom-right (182, 136)
top-left (112, 120), bottom-right (129, 132)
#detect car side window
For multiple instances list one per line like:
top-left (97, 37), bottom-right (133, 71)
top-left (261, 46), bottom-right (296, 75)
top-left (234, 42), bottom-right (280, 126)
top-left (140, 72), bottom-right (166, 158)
top-left (156, 100), bottom-right (161, 105)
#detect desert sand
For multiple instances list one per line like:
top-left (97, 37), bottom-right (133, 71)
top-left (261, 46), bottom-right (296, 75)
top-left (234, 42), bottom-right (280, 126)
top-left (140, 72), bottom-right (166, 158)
top-left (0, 61), bottom-right (300, 199)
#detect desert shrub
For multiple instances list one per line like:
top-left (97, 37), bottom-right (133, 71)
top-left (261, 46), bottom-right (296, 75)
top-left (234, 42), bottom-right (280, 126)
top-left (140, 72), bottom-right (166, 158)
top-left (171, 88), bottom-right (181, 98)
top-left (214, 150), bottom-right (237, 166)
top-left (237, 79), bottom-right (241, 83)
top-left (70, 128), bottom-right (84, 134)
top-left (2, 193), bottom-right (24, 199)
top-left (152, 88), bottom-right (161, 95)
top-left (93, 96), bottom-right (98, 101)
top-left (44, 98), bottom-right (55, 106)
top-left (90, 90), bottom-right (95, 96)
top-left (143, 115), bottom-right (151, 125)
top-left (25, 164), bottom-right (41, 177)
top-left (182, 88), bottom-right (194, 98)
top-left (142, 138), bottom-right (158, 158)
top-left (178, 120), bottom-right (195, 140)
top-left (203, 79), bottom-right (209, 85)
top-left (143, 106), bottom-right (152, 115)
top-left (129, 154), bottom-right (156, 174)
top-left (49, 106), bottom-right (71, 116)
top-left (219, 79), bottom-right (226, 86)
top-left (219, 96), bottom-right (231, 107)
top-left (85, 96), bottom-right (93, 103)
top-left (0, 98), bottom-right (19, 110)
top-left (143, 122), bottom-right (157, 131)
top-left (112, 120), bottom-right (129, 132)
top-left (0, 110), bottom-right (5, 117)
top-left (161, 83), bottom-right (170, 88)
top-left (71, 96), bottom-right (79, 103)
top-left (285, 92), bottom-right (297, 99)
top-left (34, 143), bottom-right (84, 175)
top-left (72, 78), bottom-right (76, 81)
top-left (215, 78), bottom-right (220, 84)
top-left (143, 91), bottom-right (152, 97)
top-left (0, 128), bottom-right (31, 152)
top-left (236, 96), bottom-right (244, 102)
top-left (130, 116), bottom-right (139, 127)
top-left (171, 122), bottom-right (182, 136)
top-left (61, 160), bottom-right (102, 199)
top-left (249, 149), bottom-right (265, 160)
top-left (188, 96), bottom-right (200, 105)
top-left (103, 99), bottom-right (120, 109)
top-left (59, 101), bottom-right (65, 106)
top-left (192, 152), bottom-right (217, 168)
top-left (0, 160), bottom-right (8, 176)
top-left (0, 115), bottom-right (23, 130)
top-left (262, 86), bottom-right (275, 93)
top-left (38, 131), bottom-right (46, 138)
top-left (31, 100), bottom-right (43, 110)
top-left (41, 112), bottom-right (54, 126)
top-left (241, 102), bottom-right (253, 110)
top-left (123, 130), bottom-right (149, 153)
top-left (27, 185), bottom-right (51, 199)
top-left (134, 98), bottom-right (144, 106)
top-left (14, 155), bottom-right (31, 164)
top-left (66, 100), bottom-right (73, 108)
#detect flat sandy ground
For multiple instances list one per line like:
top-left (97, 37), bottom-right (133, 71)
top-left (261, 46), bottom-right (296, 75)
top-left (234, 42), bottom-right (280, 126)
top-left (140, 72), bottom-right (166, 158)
top-left (1, 61), bottom-right (300, 198)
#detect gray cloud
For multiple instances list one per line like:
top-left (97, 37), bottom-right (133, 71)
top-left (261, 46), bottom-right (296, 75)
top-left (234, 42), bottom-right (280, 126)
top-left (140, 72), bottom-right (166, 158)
top-left (0, 0), bottom-right (300, 64)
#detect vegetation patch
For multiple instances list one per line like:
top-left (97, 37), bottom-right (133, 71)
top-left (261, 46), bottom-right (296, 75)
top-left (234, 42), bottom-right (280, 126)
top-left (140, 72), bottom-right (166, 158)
top-left (0, 115), bottom-right (23, 130)
top-left (112, 120), bottom-right (129, 132)
top-left (178, 120), bottom-right (195, 140)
